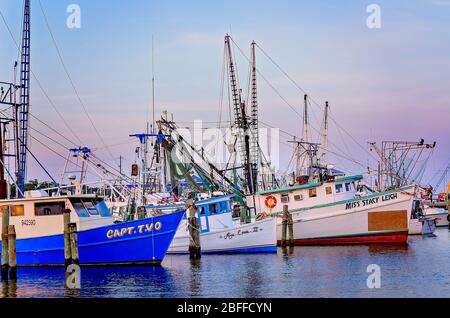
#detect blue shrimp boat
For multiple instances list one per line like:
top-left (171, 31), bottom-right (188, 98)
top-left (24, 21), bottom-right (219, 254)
top-left (0, 194), bottom-right (184, 266)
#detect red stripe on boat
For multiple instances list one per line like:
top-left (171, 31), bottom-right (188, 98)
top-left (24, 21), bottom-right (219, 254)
top-left (278, 231), bottom-right (409, 246)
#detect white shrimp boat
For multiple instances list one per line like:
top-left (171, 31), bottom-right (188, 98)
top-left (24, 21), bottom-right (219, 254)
top-left (148, 194), bottom-right (277, 254)
top-left (247, 176), bottom-right (415, 245)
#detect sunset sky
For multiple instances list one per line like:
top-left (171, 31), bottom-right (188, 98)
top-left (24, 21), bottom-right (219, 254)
top-left (0, 0), bottom-right (449, 191)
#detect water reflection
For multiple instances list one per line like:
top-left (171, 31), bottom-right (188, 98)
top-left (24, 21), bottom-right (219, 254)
top-left (188, 259), bottom-right (202, 297)
top-left (2, 280), bottom-right (17, 298)
top-left (1, 229), bottom-right (449, 298)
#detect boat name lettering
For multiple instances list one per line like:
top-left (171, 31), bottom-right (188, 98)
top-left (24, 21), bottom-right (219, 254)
top-left (345, 193), bottom-right (398, 210)
top-left (106, 221), bottom-right (163, 239)
top-left (223, 227), bottom-right (260, 240)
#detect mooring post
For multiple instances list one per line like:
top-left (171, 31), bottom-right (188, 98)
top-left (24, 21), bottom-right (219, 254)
top-left (188, 204), bottom-right (201, 260)
top-left (69, 223), bottom-right (80, 266)
top-left (1, 206), bottom-right (10, 281)
top-left (8, 225), bottom-right (16, 280)
top-left (288, 212), bottom-right (294, 247)
top-left (63, 209), bottom-right (72, 268)
top-left (281, 205), bottom-right (289, 248)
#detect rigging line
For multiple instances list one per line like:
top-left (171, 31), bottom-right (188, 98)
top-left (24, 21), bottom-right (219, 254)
top-left (18, 136), bottom-right (58, 184)
top-left (28, 134), bottom-right (96, 180)
top-left (0, 156), bottom-right (24, 197)
top-left (0, 7), bottom-right (84, 146)
top-left (229, 36), bottom-right (361, 166)
top-left (89, 153), bottom-right (136, 184)
top-left (0, 108), bottom-right (72, 152)
top-left (259, 119), bottom-right (363, 170)
top-left (255, 43), bottom-right (378, 162)
top-left (28, 125), bottom-right (69, 150)
top-left (29, 112), bottom-right (78, 146)
top-left (38, 0), bottom-right (117, 163)
top-left (229, 37), bottom-right (302, 117)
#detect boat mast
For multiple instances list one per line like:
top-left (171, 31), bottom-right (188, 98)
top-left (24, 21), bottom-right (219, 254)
top-left (302, 95), bottom-right (309, 144)
top-left (17, 0), bottom-right (31, 197)
top-left (321, 101), bottom-right (329, 165)
top-left (249, 41), bottom-right (259, 193)
top-left (224, 34), bottom-right (255, 194)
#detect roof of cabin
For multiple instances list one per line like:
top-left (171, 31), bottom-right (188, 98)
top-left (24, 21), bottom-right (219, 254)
top-left (0, 194), bottom-right (102, 204)
top-left (256, 175), bottom-right (364, 196)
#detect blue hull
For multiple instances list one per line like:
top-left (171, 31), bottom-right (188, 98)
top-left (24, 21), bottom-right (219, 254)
top-left (0, 211), bottom-right (184, 266)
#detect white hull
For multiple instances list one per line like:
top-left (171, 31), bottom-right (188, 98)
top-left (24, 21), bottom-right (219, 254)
top-left (408, 218), bottom-right (437, 235)
top-left (168, 217), bottom-right (277, 254)
top-left (253, 185), bottom-right (415, 245)
top-left (423, 208), bottom-right (449, 227)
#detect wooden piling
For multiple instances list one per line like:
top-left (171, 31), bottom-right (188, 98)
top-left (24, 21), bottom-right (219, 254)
top-left (288, 213), bottom-right (294, 247)
top-left (63, 209), bottom-right (72, 268)
top-left (187, 204), bottom-right (201, 260)
top-left (281, 205), bottom-right (289, 248)
top-left (1, 206), bottom-right (10, 281)
top-left (69, 223), bottom-right (80, 265)
top-left (8, 225), bottom-right (16, 280)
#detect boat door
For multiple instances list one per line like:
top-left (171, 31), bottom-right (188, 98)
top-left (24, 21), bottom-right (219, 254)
top-left (197, 205), bottom-right (210, 233)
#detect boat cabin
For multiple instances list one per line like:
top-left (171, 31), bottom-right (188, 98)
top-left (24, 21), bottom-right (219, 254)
top-left (0, 194), bottom-right (114, 240)
top-left (250, 175), bottom-right (363, 215)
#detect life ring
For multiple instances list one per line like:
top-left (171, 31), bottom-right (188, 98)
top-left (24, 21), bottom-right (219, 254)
top-left (265, 195), bottom-right (277, 210)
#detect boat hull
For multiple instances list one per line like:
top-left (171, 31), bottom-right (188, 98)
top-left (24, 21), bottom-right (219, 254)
top-left (423, 208), bottom-right (449, 227)
top-left (168, 217), bottom-right (277, 254)
top-left (273, 187), bottom-right (414, 245)
top-left (0, 211), bottom-right (185, 266)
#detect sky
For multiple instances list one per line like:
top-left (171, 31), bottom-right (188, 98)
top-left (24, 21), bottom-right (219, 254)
top-left (0, 0), bottom-right (449, 191)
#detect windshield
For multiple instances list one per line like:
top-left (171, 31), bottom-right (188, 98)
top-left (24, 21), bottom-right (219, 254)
top-left (70, 198), bottom-right (112, 218)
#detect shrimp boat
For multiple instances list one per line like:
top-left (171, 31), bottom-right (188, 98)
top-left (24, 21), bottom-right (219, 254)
top-left (0, 192), bottom-right (184, 266)
top-left (248, 176), bottom-right (415, 245)
top-left (147, 194), bottom-right (277, 254)
top-left (0, 1), bottom-right (184, 266)
top-left (246, 140), bottom-right (436, 245)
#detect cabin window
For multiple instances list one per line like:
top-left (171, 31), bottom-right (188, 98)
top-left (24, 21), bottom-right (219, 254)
top-left (209, 204), bottom-right (218, 215)
top-left (309, 188), bottom-right (317, 198)
top-left (281, 194), bottom-right (290, 203)
top-left (12, 205), bottom-right (24, 216)
top-left (199, 206), bottom-right (206, 216)
top-left (218, 201), bottom-right (230, 213)
top-left (70, 198), bottom-right (111, 218)
top-left (335, 184), bottom-right (343, 193)
top-left (345, 183), bottom-right (351, 192)
top-left (0, 205), bottom-right (25, 217)
top-left (35, 202), bottom-right (65, 216)
top-left (294, 194), bottom-right (303, 201)
top-left (325, 187), bottom-right (332, 195)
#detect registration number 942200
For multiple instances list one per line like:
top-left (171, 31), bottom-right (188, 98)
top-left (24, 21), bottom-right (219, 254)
top-left (21, 219), bottom-right (36, 227)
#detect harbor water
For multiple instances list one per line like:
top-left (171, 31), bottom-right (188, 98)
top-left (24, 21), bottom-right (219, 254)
top-left (2, 228), bottom-right (450, 298)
